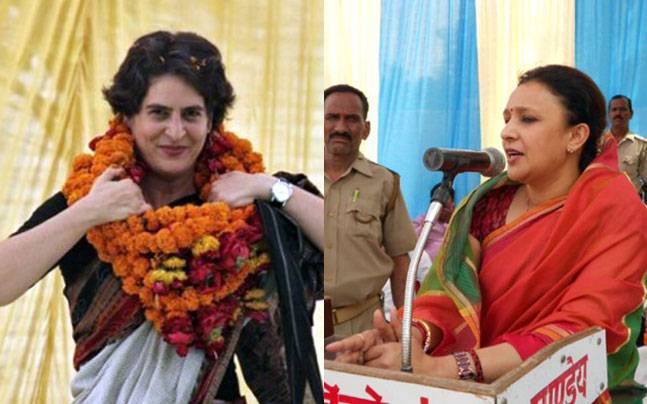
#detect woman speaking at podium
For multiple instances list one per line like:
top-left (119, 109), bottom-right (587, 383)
top-left (327, 65), bottom-right (647, 400)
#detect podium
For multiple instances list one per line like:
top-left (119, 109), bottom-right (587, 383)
top-left (325, 327), bottom-right (607, 403)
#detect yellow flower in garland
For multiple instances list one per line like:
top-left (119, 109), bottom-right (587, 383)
top-left (148, 269), bottom-right (188, 286)
top-left (192, 235), bottom-right (220, 257)
top-left (162, 257), bottom-right (186, 270)
top-left (61, 116), bottom-right (271, 358)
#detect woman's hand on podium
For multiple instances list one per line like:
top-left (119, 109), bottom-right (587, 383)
top-left (362, 309), bottom-right (427, 370)
top-left (326, 309), bottom-right (391, 365)
top-left (326, 309), bottom-right (424, 367)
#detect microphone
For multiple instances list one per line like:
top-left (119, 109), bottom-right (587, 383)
top-left (423, 147), bottom-right (506, 177)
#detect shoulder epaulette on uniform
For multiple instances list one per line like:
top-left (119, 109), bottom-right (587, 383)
top-left (632, 133), bottom-right (647, 143)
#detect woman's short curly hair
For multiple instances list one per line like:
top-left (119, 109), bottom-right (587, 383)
top-left (103, 31), bottom-right (235, 128)
top-left (518, 65), bottom-right (607, 172)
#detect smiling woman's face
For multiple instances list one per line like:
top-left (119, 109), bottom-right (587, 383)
top-left (127, 74), bottom-right (211, 181)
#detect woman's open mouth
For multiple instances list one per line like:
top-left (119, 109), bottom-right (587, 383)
top-left (505, 148), bottom-right (524, 164)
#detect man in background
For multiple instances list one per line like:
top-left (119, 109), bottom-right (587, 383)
top-left (324, 84), bottom-right (416, 337)
top-left (607, 95), bottom-right (647, 201)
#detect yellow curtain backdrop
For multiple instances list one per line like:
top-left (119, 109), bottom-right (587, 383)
top-left (476, 0), bottom-right (575, 153)
top-left (324, 0), bottom-right (380, 160)
top-left (0, 0), bottom-right (323, 402)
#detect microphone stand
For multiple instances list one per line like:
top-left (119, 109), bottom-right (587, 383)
top-left (401, 172), bottom-right (455, 372)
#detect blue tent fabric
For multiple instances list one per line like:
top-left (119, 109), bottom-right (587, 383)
top-left (576, 0), bottom-right (647, 135)
top-left (378, 0), bottom-right (481, 217)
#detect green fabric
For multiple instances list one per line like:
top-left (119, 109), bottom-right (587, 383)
top-left (418, 173), bottom-right (509, 340)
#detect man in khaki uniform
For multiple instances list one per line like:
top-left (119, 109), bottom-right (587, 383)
top-left (324, 84), bottom-right (417, 337)
top-left (607, 95), bottom-right (647, 200)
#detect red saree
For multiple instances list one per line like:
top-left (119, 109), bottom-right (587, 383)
top-left (412, 139), bottom-right (647, 389)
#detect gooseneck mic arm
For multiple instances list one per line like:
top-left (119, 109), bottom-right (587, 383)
top-left (401, 173), bottom-right (455, 372)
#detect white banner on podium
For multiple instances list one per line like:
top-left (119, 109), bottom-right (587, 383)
top-left (325, 328), bottom-right (607, 404)
top-left (325, 369), bottom-right (494, 403)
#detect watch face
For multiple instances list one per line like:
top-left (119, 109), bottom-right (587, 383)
top-left (274, 183), bottom-right (290, 201)
top-left (272, 181), bottom-right (292, 203)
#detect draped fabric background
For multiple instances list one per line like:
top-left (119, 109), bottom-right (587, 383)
top-left (324, 0), bottom-right (381, 159)
top-left (476, 0), bottom-right (574, 152)
top-left (379, 0), bottom-right (481, 217)
top-left (324, 0), bottom-right (583, 217)
top-left (0, 1), bottom-right (323, 402)
top-left (575, 0), bottom-right (647, 135)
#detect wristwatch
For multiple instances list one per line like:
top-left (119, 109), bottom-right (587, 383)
top-left (270, 178), bottom-right (294, 208)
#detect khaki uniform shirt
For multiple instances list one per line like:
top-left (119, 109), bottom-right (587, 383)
top-left (325, 154), bottom-right (417, 308)
top-left (616, 132), bottom-right (647, 193)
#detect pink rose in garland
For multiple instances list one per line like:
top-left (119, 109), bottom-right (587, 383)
top-left (163, 316), bottom-right (196, 357)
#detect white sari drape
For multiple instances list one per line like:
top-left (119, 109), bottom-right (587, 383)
top-left (71, 321), bottom-right (205, 404)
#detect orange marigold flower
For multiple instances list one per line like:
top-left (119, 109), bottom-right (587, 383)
top-left (109, 151), bottom-right (130, 166)
top-left (222, 131), bottom-right (237, 143)
top-left (97, 251), bottom-right (111, 262)
top-left (144, 309), bottom-right (163, 329)
top-left (182, 288), bottom-right (200, 311)
top-left (112, 256), bottom-right (129, 277)
top-left (127, 216), bottom-right (144, 234)
top-left (74, 173), bottom-right (94, 188)
top-left (230, 208), bottom-right (245, 221)
top-left (182, 205), bottom-right (199, 219)
top-left (134, 232), bottom-right (154, 254)
top-left (155, 228), bottom-right (178, 254)
top-left (156, 206), bottom-right (175, 227)
top-left (106, 240), bottom-right (121, 257)
top-left (170, 222), bottom-right (195, 249)
top-left (123, 234), bottom-right (139, 254)
top-left (221, 155), bottom-right (241, 171)
top-left (245, 152), bottom-right (262, 164)
top-left (233, 139), bottom-right (252, 156)
top-left (160, 295), bottom-right (182, 311)
top-left (243, 205), bottom-right (256, 217)
top-left (143, 210), bottom-right (160, 231)
top-left (172, 208), bottom-right (187, 223)
top-left (189, 217), bottom-right (211, 235)
top-left (72, 154), bottom-right (93, 171)
top-left (249, 162), bottom-right (264, 173)
top-left (228, 219), bottom-right (247, 233)
top-left (167, 310), bottom-right (187, 319)
top-left (112, 222), bottom-right (129, 236)
top-left (87, 230), bottom-right (104, 249)
top-left (122, 276), bottom-right (140, 295)
top-left (132, 257), bottom-right (150, 278)
top-left (199, 293), bottom-right (214, 306)
top-left (112, 131), bottom-right (132, 142)
top-left (139, 288), bottom-right (154, 304)
top-left (148, 239), bottom-right (161, 254)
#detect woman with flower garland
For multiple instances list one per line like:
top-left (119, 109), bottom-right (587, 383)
top-left (327, 65), bottom-right (647, 401)
top-left (0, 31), bottom-right (323, 403)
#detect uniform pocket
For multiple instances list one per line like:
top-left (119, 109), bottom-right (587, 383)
top-left (346, 201), bottom-right (381, 238)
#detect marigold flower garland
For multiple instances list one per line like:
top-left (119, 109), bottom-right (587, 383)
top-left (63, 117), bottom-right (270, 357)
